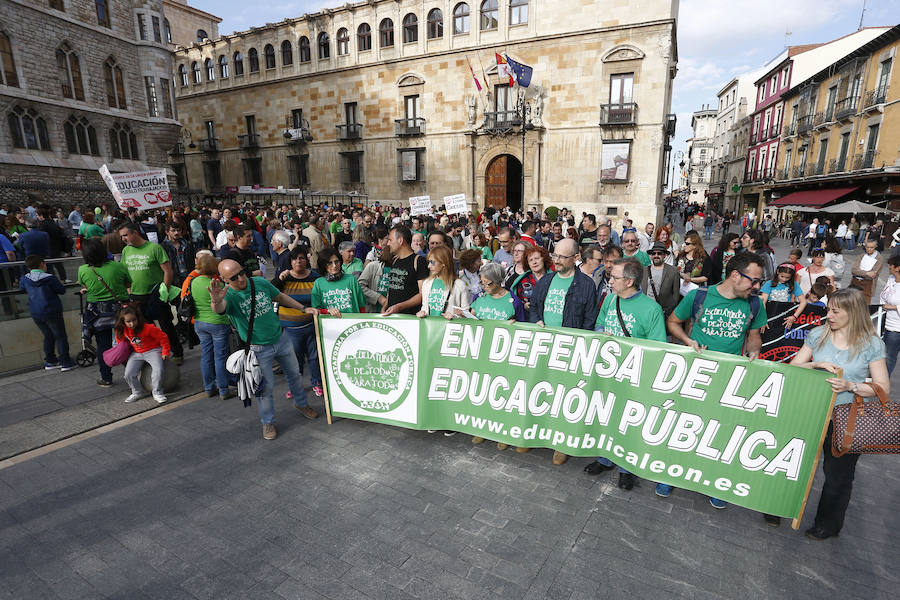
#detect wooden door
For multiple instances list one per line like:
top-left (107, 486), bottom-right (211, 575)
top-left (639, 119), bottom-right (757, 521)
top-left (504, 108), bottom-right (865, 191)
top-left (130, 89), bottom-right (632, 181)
top-left (485, 155), bottom-right (507, 210)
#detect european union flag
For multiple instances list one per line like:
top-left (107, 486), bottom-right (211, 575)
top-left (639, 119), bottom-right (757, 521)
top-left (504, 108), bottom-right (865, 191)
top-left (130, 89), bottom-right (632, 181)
top-left (505, 56), bottom-right (533, 88)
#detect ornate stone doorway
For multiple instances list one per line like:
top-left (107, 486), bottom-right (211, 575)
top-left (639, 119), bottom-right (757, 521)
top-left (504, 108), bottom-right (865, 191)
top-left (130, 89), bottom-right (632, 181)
top-left (484, 154), bottom-right (522, 212)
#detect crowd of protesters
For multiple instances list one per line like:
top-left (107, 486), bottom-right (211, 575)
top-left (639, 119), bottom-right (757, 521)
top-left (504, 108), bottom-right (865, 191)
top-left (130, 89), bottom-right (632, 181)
top-left (0, 195), bottom-right (896, 540)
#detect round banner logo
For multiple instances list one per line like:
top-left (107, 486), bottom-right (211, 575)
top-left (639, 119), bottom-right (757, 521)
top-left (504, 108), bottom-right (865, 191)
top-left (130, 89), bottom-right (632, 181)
top-left (331, 320), bottom-right (415, 412)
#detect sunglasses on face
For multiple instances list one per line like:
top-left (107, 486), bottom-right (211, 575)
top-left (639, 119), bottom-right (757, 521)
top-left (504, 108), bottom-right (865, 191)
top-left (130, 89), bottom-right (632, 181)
top-left (225, 270), bottom-right (246, 282)
top-left (327, 259), bottom-right (342, 266)
top-left (649, 251), bottom-right (666, 256)
top-left (736, 271), bottom-right (764, 286)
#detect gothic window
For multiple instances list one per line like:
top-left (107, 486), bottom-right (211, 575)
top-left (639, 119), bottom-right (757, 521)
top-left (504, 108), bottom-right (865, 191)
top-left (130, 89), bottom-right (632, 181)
top-left (204, 58), bottom-right (214, 81)
top-left (218, 55), bottom-right (228, 78)
top-left (95, 0), bottom-right (110, 28)
top-left (281, 40), bottom-right (293, 65)
top-left (357, 24), bottom-right (371, 51)
top-left (63, 115), bottom-right (98, 155)
top-left (103, 58), bottom-right (127, 109)
top-left (427, 9), bottom-right (443, 39)
top-left (379, 19), bottom-right (394, 48)
top-left (318, 33), bottom-right (330, 59)
top-left (453, 4), bottom-right (470, 34)
top-left (178, 64), bottom-right (187, 87)
top-left (299, 37), bottom-right (311, 62)
top-left (480, 0), bottom-right (498, 31)
top-left (248, 48), bottom-right (259, 72)
top-left (233, 51), bottom-right (244, 76)
top-left (402, 14), bottom-right (418, 44)
top-left (55, 43), bottom-right (84, 100)
top-left (110, 122), bottom-right (138, 160)
top-left (264, 44), bottom-right (275, 69)
top-left (0, 32), bottom-right (19, 87)
top-left (336, 28), bottom-right (349, 55)
top-left (191, 61), bottom-right (201, 83)
top-left (7, 106), bottom-right (50, 150)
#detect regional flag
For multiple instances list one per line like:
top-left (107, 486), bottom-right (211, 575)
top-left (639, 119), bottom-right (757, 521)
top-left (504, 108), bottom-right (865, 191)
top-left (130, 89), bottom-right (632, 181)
top-left (505, 55), bottom-right (533, 88)
top-left (495, 53), bottom-right (515, 86)
top-left (466, 57), bottom-right (483, 91)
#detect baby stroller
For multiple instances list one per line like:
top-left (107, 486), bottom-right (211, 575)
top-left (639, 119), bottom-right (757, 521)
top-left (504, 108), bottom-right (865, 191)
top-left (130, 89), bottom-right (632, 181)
top-left (75, 291), bottom-right (97, 367)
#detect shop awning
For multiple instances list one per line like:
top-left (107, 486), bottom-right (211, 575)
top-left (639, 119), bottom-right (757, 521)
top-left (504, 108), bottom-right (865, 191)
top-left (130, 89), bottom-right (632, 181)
top-left (768, 187), bottom-right (858, 208)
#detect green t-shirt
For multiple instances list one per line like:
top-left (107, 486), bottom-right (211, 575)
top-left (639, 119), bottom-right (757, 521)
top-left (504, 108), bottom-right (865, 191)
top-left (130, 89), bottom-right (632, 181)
top-left (191, 275), bottom-right (230, 325)
top-left (673, 285), bottom-right (767, 356)
top-left (329, 221), bottom-right (342, 235)
top-left (626, 250), bottom-right (651, 267)
top-left (477, 245), bottom-right (493, 261)
top-left (427, 278), bottom-right (446, 316)
top-left (121, 241), bottom-right (168, 295)
top-left (471, 292), bottom-right (516, 321)
top-left (595, 292), bottom-right (666, 342)
top-left (77, 261), bottom-right (131, 302)
top-left (542, 273), bottom-right (573, 327)
top-left (83, 224), bottom-right (105, 239)
top-left (224, 277), bottom-right (283, 345)
top-left (311, 274), bottom-right (365, 313)
top-left (342, 258), bottom-right (364, 275)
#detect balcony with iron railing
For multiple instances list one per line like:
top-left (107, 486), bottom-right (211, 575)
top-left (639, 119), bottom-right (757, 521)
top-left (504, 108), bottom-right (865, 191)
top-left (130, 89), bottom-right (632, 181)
top-left (198, 138), bottom-right (219, 152)
top-left (394, 117), bottom-right (426, 137)
top-left (792, 165), bottom-right (806, 178)
top-left (834, 96), bottom-right (858, 120)
top-left (599, 103), bottom-right (637, 125)
top-left (783, 123), bottom-right (797, 137)
top-left (812, 161), bottom-right (826, 176)
top-left (853, 150), bottom-right (879, 170)
top-left (237, 133), bottom-right (259, 149)
top-left (862, 88), bottom-right (888, 111)
top-left (336, 123), bottom-right (363, 140)
top-left (828, 158), bottom-right (845, 174)
top-left (777, 167), bottom-right (791, 180)
top-left (824, 104), bottom-right (835, 122)
top-left (812, 112), bottom-right (827, 130)
top-left (484, 111), bottom-right (522, 132)
top-left (797, 114), bottom-right (815, 134)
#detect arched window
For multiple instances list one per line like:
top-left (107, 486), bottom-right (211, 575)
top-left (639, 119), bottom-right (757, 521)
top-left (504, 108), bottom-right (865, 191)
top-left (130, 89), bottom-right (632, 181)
top-left (196, 29), bottom-right (208, 43)
top-left (263, 44), bottom-right (275, 69)
top-left (55, 43), bottom-right (84, 100)
top-left (0, 31), bottom-right (20, 87)
top-left (299, 36), bottom-right (310, 62)
top-left (103, 58), bottom-right (127, 109)
top-left (402, 14), bottom-right (418, 44)
top-left (63, 115), bottom-right (98, 155)
top-left (7, 106), bottom-right (50, 150)
top-left (204, 58), bottom-right (214, 81)
top-left (248, 48), bottom-right (259, 72)
top-left (95, 0), bottom-right (110, 28)
top-left (49, 0), bottom-right (64, 10)
top-left (357, 24), bottom-right (371, 51)
top-left (509, 0), bottom-right (528, 25)
top-left (281, 40), bottom-right (293, 66)
top-left (110, 122), bottom-right (138, 160)
top-left (218, 55), bottom-right (228, 78)
top-left (233, 51), bottom-right (243, 76)
top-left (177, 64), bottom-right (188, 87)
top-left (318, 32), bottom-right (330, 59)
top-left (480, 0), bottom-right (498, 30)
top-left (427, 9), bottom-right (443, 39)
top-left (336, 28), bottom-right (349, 55)
top-left (453, 3), bottom-right (470, 34)
top-left (164, 18), bottom-right (172, 43)
top-left (191, 61), bottom-right (201, 83)
top-left (379, 19), bottom-right (394, 48)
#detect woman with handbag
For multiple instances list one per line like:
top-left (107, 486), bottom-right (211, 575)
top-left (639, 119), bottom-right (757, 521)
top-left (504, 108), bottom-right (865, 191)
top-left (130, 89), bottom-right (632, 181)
top-left (191, 252), bottom-right (234, 400)
top-left (789, 288), bottom-right (889, 539)
top-left (77, 238), bottom-right (131, 387)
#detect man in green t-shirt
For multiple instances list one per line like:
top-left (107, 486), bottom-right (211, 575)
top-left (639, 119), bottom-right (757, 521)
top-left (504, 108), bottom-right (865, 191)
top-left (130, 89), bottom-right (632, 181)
top-left (119, 221), bottom-right (183, 362)
top-left (209, 259), bottom-right (320, 440)
top-left (587, 257), bottom-right (666, 489)
top-left (658, 251), bottom-right (767, 508)
top-left (621, 231), bottom-right (651, 266)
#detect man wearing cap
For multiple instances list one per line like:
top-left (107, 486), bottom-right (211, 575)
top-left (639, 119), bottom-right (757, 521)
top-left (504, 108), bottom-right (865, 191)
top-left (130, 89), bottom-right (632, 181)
top-left (641, 242), bottom-right (680, 318)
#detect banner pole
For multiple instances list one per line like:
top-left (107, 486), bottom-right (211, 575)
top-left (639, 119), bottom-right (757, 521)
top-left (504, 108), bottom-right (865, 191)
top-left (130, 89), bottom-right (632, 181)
top-left (792, 368), bottom-right (841, 530)
top-left (313, 314), bottom-right (333, 425)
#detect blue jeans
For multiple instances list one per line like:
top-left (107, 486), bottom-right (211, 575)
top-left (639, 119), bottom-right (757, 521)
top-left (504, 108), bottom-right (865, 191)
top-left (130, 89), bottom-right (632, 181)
top-left (595, 456), bottom-right (629, 474)
top-left (884, 330), bottom-right (900, 375)
top-left (284, 324), bottom-right (321, 388)
top-left (195, 320), bottom-right (232, 393)
top-left (33, 313), bottom-right (72, 367)
top-left (704, 225), bottom-right (712, 239)
top-left (845, 236), bottom-right (856, 251)
top-left (94, 327), bottom-right (113, 382)
top-left (252, 331), bottom-right (310, 425)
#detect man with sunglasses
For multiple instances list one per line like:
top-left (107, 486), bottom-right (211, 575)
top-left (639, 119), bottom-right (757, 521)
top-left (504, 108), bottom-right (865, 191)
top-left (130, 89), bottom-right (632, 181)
top-left (658, 251), bottom-right (767, 507)
top-left (621, 231), bottom-right (650, 266)
top-left (641, 242), bottom-right (680, 317)
top-left (209, 259), bottom-right (319, 441)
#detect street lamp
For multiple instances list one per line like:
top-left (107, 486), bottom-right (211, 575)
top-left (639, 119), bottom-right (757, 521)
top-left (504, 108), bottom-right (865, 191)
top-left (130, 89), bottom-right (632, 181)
top-left (179, 128), bottom-right (196, 207)
top-left (671, 150), bottom-right (683, 195)
top-left (517, 96), bottom-right (536, 211)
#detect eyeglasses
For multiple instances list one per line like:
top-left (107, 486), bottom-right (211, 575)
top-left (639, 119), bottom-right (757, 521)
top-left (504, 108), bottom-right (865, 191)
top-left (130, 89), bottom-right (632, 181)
top-left (225, 270), bottom-right (246, 282)
top-left (683, 242), bottom-right (693, 247)
top-left (550, 253), bottom-right (576, 260)
top-left (736, 271), bottom-right (764, 286)
top-left (649, 251), bottom-right (666, 256)
top-left (427, 259), bottom-right (438, 265)
top-left (623, 239), bottom-right (638, 244)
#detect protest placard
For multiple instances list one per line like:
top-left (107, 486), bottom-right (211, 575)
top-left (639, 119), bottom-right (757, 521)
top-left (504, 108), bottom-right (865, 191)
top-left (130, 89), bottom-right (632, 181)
top-left (98, 165), bottom-right (171, 210)
top-left (409, 196), bottom-right (432, 216)
top-left (318, 316), bottom-right (836, 521)
top-left (443, 194), bottom-right (468, 215)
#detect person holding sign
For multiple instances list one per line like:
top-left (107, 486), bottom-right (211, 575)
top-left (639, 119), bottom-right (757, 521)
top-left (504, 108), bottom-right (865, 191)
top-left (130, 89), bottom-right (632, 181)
top-left (661, 251), bottom-right (767, 508)
top-left (790, 288), bottom-right (888, 538)
top-left (585, 257), bottom-right (666, 489)
top-left (529, 238), bottom-right (599, 465)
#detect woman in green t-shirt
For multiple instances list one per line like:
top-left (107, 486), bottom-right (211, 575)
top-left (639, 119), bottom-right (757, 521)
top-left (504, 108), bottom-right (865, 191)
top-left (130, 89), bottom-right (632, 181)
top-left (311, 247), bottom-right (365, 316)
top-left (190, 252), bottom-right (234, 399)
top-left (77, 238), bottom-right (130, 386)
top-left (417, 246), bottom-right (469, 319)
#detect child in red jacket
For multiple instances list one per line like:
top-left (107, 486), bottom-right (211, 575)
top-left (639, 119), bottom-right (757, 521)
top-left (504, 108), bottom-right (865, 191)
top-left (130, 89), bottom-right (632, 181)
top-left (115, 305), bottom-right (170, 404)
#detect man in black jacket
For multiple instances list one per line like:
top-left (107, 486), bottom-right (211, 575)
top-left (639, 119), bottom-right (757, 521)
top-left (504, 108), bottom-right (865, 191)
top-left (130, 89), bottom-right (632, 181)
top-left (160, 222), bottom-right (196, 286)
top-left (528, 238), bottom-right (599, 465)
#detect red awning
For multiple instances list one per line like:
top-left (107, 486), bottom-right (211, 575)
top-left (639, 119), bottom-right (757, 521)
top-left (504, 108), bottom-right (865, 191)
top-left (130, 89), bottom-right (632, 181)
top-left (769, 187), bottom-right (858, 208)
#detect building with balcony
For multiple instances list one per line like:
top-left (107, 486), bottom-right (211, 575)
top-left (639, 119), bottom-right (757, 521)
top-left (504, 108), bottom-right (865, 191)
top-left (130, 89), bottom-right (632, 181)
top-left (770, 25), bottom-right (899, 213)
top-left (709, 71), bottom-right (761, 213)
top-left (0, 0), bottom-right (200, 205)
top-left (171, 0), bottom-right (678, 224)
top-left (739, 26), bottom-right (890, 217)
top-left (685, 106), bottom-right (715, 203)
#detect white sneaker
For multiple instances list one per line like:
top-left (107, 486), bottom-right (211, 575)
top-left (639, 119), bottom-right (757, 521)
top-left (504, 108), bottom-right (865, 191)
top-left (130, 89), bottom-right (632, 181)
top-left (153, 393), bottom-right (167, 404)
top-left (124, 393), bottom-right (143, 403)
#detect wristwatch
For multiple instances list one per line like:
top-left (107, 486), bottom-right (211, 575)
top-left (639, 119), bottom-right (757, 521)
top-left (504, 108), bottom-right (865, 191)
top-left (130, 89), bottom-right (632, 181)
top-left (851, 382), bottom-right (859, 394)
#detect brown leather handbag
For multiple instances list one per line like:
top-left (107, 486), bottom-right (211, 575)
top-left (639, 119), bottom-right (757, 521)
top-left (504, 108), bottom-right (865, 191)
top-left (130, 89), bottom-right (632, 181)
top-left (831, 382), bottom-right (900, 456)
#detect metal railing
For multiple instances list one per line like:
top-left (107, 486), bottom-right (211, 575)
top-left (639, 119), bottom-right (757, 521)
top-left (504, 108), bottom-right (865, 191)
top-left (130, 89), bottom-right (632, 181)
top-left (198, 137), bottom-right (219, 152)
top-left (834, 96), bottom-right (858, 120)
top-left (792, 165), bottom-right (805, 178)
top-left (784, 123), bottom-right (797, 137)
top-left (0, 257), bottom-right (86, 321)
top-left (336, 123), bottom-right (362, 140)
top-left (863, 88), bottom-right (887, 108)
top-left (599, 103), bottom-right (637, 125)
top-left (484, 110), bottom-right (521, 132)
top-left (853, 150), bottom-right (879, 170)
top-left (394, 117), bottom-right (426, 136)
top-left (797, 114), bottom-right (815, 134)
top-left (813, 112), bottom-right (825, 127)
top-left (237, 133), bottom-right (259, 148)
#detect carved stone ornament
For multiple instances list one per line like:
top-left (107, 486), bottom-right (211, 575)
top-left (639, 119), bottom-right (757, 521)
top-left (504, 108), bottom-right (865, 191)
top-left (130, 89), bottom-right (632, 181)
top-left (465, 94), bottom-right (477, 125)
top-left (602, 45), bottom-right (645, 63)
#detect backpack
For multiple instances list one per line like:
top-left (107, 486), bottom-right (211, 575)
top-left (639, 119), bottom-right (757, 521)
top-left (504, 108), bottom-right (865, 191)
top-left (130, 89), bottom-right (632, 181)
top-left (691, 286), bottom-right (762, 331)
top-left (177, 274), bottom-right (197, 324)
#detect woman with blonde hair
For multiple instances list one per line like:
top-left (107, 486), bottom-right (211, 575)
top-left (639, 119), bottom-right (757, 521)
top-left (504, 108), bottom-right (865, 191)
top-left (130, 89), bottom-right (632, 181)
top-left (417, 246), bottom-right (469, 319)
top-left (191, 251), bottom-right (233, 399)
top-left (788, 288), bottom-right (889, 537)
top-left (675, 231), bottom-right (711, 294)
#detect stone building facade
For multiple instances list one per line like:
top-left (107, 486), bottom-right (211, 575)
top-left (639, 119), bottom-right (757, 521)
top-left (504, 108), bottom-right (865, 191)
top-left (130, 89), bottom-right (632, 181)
top-left (0, 0), bottom-right (183, 205)
top-left (162, 0), bottom-right (220, 49)
top-left (173, 0), bottom-right (678, 224)
top-left (685, 107), bottom-right (715, 203)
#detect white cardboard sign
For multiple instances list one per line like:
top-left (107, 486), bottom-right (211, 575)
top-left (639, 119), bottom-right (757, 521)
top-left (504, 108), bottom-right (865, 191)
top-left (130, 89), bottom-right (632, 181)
top-left (443, 194), bottom-right (467, 215)
top-left (409, 195), bottom-right (433, 216)
top-left (99, 165), bottom-right (171, 210)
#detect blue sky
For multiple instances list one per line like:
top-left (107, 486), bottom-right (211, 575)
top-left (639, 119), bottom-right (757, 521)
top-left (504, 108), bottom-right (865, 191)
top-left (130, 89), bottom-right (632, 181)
top-left (194, 0), bottom-right (897, 179)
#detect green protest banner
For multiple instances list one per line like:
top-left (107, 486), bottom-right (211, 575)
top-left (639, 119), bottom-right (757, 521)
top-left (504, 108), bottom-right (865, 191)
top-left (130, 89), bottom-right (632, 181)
top-left (317, 315), bottom-right (836, 521)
